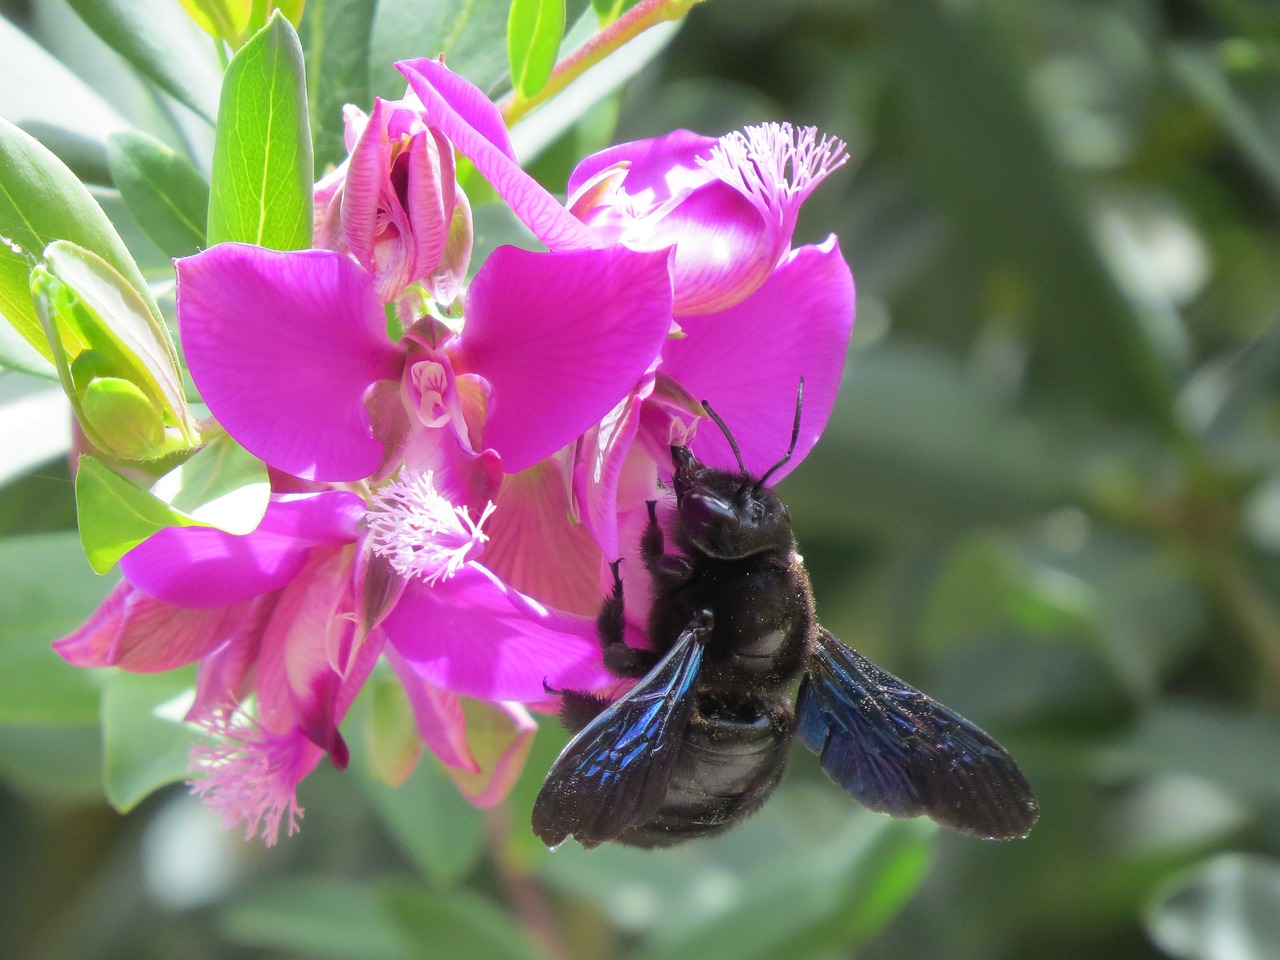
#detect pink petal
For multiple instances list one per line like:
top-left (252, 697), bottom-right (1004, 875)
top-left (567, 129), bottom-right (718, 200)
top-left (253, 546), bottom-right (358, 765)
top-left (387, 647), bottom-right (478, 772)
top-left (453, 244), bottom-right (673, 473)
top-left (396, 58), bottom-right (598, 251)
top-left (445, 700), bottom-right (536, 808)
top-left (178, 244), bottom-right (404, 480)
top-left (572, 380), bottom-right (651, 561)
top-left (339, 97), bottom-right (390, 269)
top-left (645, 183), bottom-right (774, 316)
top-left (659, 238), bottom-right (855, 481)
top-left (482, 459), bottom-right (603, 617)
top-left (383, 563), bottom-right (612, 702)
top-left (53, 581), bottom-right (251, 671)
top-left (189, 595), bottom-right (275, 721)
top-left (121, 492), bottom-right (364, 608)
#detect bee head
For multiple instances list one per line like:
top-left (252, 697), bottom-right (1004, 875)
top-left (670, 445), bottom-right (794, 559)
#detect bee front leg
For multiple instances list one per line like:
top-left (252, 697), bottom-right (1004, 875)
top-left (597, 559), bottom-right (660, 678)
top-left (642, 500), bottom-right (693, 589)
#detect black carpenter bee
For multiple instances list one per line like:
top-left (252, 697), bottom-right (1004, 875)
top-left (532, 386), bottom-right (1038, 849)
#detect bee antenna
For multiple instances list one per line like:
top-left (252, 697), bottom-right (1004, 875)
top-left (702, 400), bottom-right (747, 475)
top-left (757, 378), bottom-right (805, 489)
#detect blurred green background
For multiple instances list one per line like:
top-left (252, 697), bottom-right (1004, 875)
top-left (4, 0), bottom-right (1280, 958)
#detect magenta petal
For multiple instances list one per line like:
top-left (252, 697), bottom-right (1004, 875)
top-left (649, 184), bottom-right (774, 316)
top-left (454, 245), bottom-right (673, 473)
top-left (53, 581), bottom-right (249, 671)
top-left (396, 59), bottom-right (598, 251)
top-left (121, 492), bottom-right (364, 608)
top-left (483, 459), bottom-right (603, 617)
top-left (572, 385), bottom-right (648, 561)
top-left (568, 129), bottom-right (718, 200)
top-left (660, 238), bottom-right (855, 481)
top-left (339, 98), bottom-right (388, 269)
top-left (384, 564), bottom-right (612, 701)
top-left (387, 647), bottom-right (479, 772)
top-left (445, 700), bottom-right (536, 808)
top-left (178, 245), bottom-right (404, 480)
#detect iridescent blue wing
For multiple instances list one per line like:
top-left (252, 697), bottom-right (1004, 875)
top-left (532, 619), bottom-right (707, 849)
top-left (797, 628), bottom-right (1038, 839)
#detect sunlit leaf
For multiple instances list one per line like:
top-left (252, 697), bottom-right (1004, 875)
top-left (74, 455), bottom-right (195, 574)
top-left (508, 0), bottom-right (565, 99)
top-left (0, 118), bottom-right (153, 375)
top-left (207, 12), bottom-right (313, 249)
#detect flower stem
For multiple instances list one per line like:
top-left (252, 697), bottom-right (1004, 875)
top-left (500, 0), bottom-right (709, 127)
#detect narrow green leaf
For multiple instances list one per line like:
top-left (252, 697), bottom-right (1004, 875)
top-left (74, 455), bottom-right (195, 574)
top-left (102, 667), bottom-right (198, 811)
top-left (508, 0), bottom-right (565, 99)
top-left (208, 12), bottom-right (314, 250)
top-left (302, 0), bottom-right (377, 171)
top-left (108, 131), bottom-right (210, 259)
top-left (590, 0), bottom-right (626, 24)
top-left (63, 0), bottom-right (222, 122)
top-left (0, 532), bottom-right (108, 726)
top-left (0, 117), bottom-right (155, 373)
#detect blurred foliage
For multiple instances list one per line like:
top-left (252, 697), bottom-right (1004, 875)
top-left (3, 0), bottom-right (1280, 958)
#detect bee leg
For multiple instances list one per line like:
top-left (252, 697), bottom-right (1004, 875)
top-left (597, 559), bottom-right (660, 677)
top-left (642, 500), bottom-right (693, 588)
top-left (556, 689), bottom-right (614, 733)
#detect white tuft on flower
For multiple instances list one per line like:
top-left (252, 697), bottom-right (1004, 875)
top-left (365, 469), bottom-right (496, 584)
top-left (188, 710), bottom-right (308, 846)
top-left (701, 122), bottom-right (849, 224)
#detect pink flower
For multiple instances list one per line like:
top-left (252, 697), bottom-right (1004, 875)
top-left (314, 92), bottom-right (472, 304)
top-left (176, 241), bottom-right (674, 485)
top-left (567, 124), bottom-right (848, 316)
top-left (54, 492), bottom-right (374, 844)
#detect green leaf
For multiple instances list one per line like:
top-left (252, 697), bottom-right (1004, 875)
top-left (0, 117), bottom-right (155, 372)
top-left (380, 886), bottom-right (542, 960)
top-left (150, 434), bottom-right (270, 534)
top-left (208, 12), bottom-right (314, 250)
top-left (221, 877), bottom-right (409, 960)
top-left (301, 0), bottom-right (377, 172)
top-left (885, 0), bottom-right (1180, 426)
top-left (101, 667), bottom-right (198, 811)
top-left (508, 0), bottom-right (565, 99)
top-left (0, 532), bottom-right (109, 726)
top-left (74, 455), bottom-right (195, 574)
top-left (1146, 854), bottom-right (1280, 960)
top-left (370, 0), bottom-right (511, 99)
top-left (108, 131), bottom-right (210, 259)
top-left (358, 752), bottom-right (485, 887)
top-left (63, 0), bottom-right (222, 122)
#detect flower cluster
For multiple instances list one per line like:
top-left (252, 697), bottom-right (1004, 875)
top-left (55, 58), bottom-right (855, 844)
